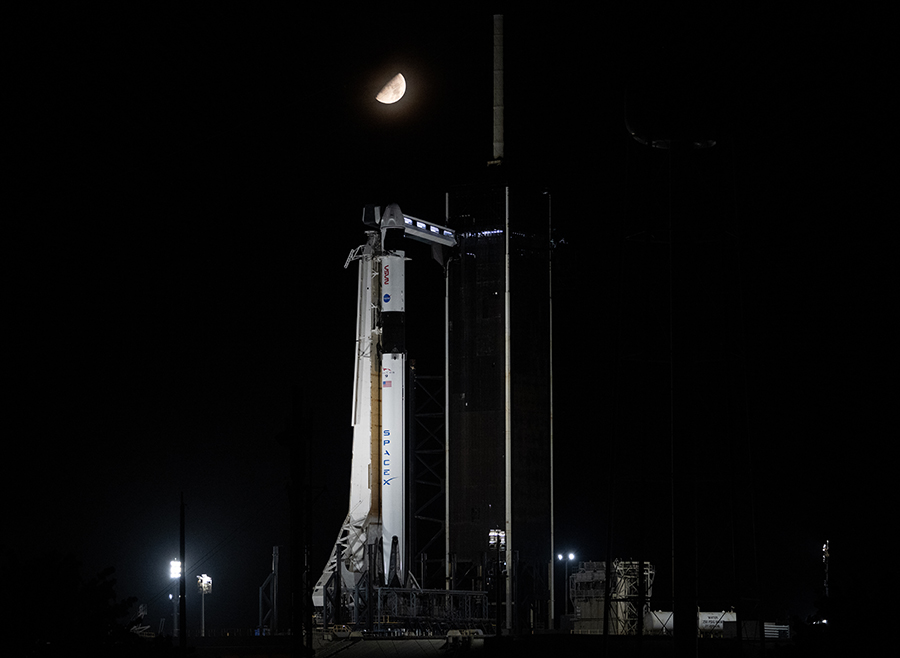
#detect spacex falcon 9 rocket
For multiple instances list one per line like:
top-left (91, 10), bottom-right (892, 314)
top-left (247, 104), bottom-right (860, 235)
top-left (312, 203), bottom-right (455, 610)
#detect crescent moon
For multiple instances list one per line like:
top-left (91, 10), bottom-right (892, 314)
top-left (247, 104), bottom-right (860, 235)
top-left (376, 73), bottom-right (407, 104)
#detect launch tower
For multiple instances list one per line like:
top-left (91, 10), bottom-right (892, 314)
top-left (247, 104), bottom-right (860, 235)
top-left (445, 182), bottom-right (554, 632)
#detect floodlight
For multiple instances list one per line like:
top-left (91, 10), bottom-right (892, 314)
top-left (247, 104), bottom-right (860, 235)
top-left (557, 551), bottom-right (577, 617)
top-left (197, 573), bottom-right (213, 593)
top-left (197, 573), bottom-right (213, 636)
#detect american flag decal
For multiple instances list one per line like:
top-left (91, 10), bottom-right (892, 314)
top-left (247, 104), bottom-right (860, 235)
top-left (383, 380), bottom-right (392, 388)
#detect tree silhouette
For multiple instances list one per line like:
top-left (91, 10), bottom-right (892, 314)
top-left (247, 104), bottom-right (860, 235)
top-left (6, 549), bottom-right (140, 654)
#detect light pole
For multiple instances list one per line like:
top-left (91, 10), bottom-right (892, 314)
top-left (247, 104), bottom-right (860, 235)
top-left (169, 560), bottom-right (182, 638)
top-left (489, 529), bottom-right (506, 633)
top-left (557, 552), bottom-right (575, 617)
top-left (197, 574), bottom-right (212, 637)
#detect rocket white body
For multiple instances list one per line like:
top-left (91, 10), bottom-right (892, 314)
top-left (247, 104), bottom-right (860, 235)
top-left (313, 204), bottom-right (454, 610)
top-left (380, 251), bottom-right (407, 582)
top-left (380, 352), bottom-right (405, 579)
top-left (312, 236), bottom-right (408, 605)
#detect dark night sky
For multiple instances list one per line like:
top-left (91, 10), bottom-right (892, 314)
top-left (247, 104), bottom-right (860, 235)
top-left (7, 6), bottom-right (889, 633)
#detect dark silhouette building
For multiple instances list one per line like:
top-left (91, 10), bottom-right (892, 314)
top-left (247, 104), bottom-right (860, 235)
top-left (446, 181), bottom-right (554, 632)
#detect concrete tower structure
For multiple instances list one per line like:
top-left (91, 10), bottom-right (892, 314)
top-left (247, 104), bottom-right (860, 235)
top-left (445, 181), bottom-right (554, 633)
top-left (441, 15), bottom-right (555, 633)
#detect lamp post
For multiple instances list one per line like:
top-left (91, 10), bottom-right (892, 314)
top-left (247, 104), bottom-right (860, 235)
top-left (169, 560), bottom-right (182, 638)
top-left (489, 529), bottom-right (506, 633)
top-left (557, 552), bottom-right (575, 617)
top-left (197, 574), bottom-right (212, 637)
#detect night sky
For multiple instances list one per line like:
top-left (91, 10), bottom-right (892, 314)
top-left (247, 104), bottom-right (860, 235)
top-left (8, 6), bottom-right (887, 636)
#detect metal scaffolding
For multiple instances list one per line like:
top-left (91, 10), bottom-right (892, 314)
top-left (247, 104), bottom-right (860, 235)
top-left (609, 560), bottom-right (655, 635)
top-left (569, 560), bottom-right (655, 635)
top-left (410, 371), bottom-right (447, 590)
top-left (258, 547), bottom-right (279, 635)
top-left (374, 587), bottom-right (490, 633)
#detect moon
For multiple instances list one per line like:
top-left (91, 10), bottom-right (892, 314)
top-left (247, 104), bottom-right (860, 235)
top-left (376, 73), bottom-right (407, 104)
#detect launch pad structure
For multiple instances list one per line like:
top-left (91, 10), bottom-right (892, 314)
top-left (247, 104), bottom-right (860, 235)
top-left (305, 10), bottom-right (765, 646)
top-left (313, 181), bottom-right (558, 634)
top-left (312, 203), bottom-right (497, 631)
top-left (313, 15), bottom-right (558, 635)
top-left (566, 560), bottom-right (656, 635)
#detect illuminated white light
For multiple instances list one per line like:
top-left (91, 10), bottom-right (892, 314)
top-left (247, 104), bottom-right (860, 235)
top-left (557, 554), bottom-right (563, 561)
top-left (462, 229), bottom-right (503, 238)
top-left (197, 573), bottom-right (213, 593)
top-left (170, 560), bottom-right (182, 579)
top-left (568, 553), bottom-right (575, 560)
top-left (395, 213), bottom-right (456, 247)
